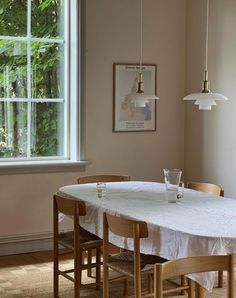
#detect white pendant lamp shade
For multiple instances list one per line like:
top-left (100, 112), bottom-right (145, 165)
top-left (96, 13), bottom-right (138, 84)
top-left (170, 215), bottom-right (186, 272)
top-left (183, 0), bottom-right (228, 110)
top-left (184, 92), bottom-right (228, 110)
top-left (131, 93), bottom-right (159, 107)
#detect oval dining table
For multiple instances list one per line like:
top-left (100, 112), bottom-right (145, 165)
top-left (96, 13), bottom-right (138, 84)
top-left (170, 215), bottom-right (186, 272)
top-left (58, 181), bottom-right (236, 297)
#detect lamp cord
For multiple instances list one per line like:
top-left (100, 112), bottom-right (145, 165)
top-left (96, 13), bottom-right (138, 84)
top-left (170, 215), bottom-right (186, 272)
top-left (205, 0), bottom-right (209, 71)
top-left (139, 0), bottom-right (143, 74)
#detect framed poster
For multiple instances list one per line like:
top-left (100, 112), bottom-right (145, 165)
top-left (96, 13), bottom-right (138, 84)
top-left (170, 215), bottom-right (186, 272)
top-left (113, 63), bottom-right (157, 132)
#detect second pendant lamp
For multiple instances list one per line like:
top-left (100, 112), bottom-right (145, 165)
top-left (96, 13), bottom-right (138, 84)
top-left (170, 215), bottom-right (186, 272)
top-left (184, 0), bottom-right (228, 110)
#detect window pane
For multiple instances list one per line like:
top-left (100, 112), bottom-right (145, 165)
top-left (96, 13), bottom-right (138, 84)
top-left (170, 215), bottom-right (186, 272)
top-left (0, 0), bottom-right (70, 162)
top-left (0, 102), bottom-right (27, 158)
top-left (0, 0), bottom-right (27, 37)
top-left (31, 42), bottom-right (64, 99)
top-left (31, 0), bottom-right (64, 38)
top-left (0, 40), bottom-right (27, 98)
top-left (31, 102), bottom-right (64, 157)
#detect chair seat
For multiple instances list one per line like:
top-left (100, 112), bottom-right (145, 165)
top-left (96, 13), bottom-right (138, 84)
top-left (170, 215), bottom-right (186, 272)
top-left (59, 228), bottom-right (102, 250)
top-left (107, 251), bottom-right (167, 278)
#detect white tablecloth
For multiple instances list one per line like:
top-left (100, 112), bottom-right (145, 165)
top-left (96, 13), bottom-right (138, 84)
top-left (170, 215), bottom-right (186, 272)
top-left (59, 181), bottom-right (236, 291)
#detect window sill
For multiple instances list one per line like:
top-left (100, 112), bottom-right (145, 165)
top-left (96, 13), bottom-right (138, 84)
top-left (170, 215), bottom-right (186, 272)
top-left (0, 160), bottom-right (90, 175)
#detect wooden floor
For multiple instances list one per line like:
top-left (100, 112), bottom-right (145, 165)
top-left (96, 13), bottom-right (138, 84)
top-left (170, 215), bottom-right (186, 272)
top-left (0, 250), bottom-right (68, 268)
top-left (0, 250), bottom-right (230, 298)
top-left (0, 243), bottom-right (121, 269)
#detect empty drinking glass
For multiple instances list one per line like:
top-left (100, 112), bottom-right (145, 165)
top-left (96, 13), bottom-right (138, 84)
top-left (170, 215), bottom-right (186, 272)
top-left (97, 182), bottom-right (106, 198)
top-left (163, 169), bottom-right (184, 203)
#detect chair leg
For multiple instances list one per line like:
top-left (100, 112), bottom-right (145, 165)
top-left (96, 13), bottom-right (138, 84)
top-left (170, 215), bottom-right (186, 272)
top-left (147, 274), bottom-right (153, 294)
top-left (95, 248), bottom-right (101, 290)
top-left (181, 275), bottom-right (188, 295)
top-left (87, 249), bottom-right (92, 277)
top-left (53, 200), bottom-right (59, 298)
top-left (74, 252), bottom-right (81, 298)
top-left (218, 270), bottom-right (224, 288)
top-left (53, 247), bottom-right (59, 298)
top-left (123, 278), bottom-right (128, 296)
top-left (103, 263), bottom-right (109, 298)
top-left (195, 283), bottom-right (205, 298)
top-left (188, 279), bottom-right (195, 298)
top-left (134, 271), bottom-right (142, 298)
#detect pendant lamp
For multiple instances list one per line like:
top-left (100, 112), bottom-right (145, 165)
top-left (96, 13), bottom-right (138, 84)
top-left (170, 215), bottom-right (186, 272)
top-left (130, 0), bottom-right (159, 107)
top-left (184, 0), bottom-right (228, 110)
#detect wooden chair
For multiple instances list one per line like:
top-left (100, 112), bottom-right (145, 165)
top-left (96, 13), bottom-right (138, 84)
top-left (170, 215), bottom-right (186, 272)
top-left (77, 174), bottom-right (131, 184)
top-left (103, 212), bottom-right (167, 298)
top-left (53, 194), bottom-right (103, 298)
top-left (187, 181), bottom-right (225, 288)
top-left (187, 181), bottom-right (224, 197)
top-left (154, 254), bottom-right (235, 298)
top-left (77, 174), bottom-right (131, 278)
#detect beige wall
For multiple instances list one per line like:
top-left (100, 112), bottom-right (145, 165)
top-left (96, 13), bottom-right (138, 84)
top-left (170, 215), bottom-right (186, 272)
top-left (85, 0), bottom-right (185, 180)
top-left (185, 0), bottom-right (236, 198)
top-left (0, 0), bottom-right (185, 242)
top-left (0, 173), bottom-right (79, 238)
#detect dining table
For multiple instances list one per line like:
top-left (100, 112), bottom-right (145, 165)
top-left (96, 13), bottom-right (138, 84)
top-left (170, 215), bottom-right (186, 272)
top-left (58, 181), bottom-right (236, 297)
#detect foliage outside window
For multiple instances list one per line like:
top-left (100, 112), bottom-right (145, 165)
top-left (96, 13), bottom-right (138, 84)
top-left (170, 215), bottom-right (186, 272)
top-left (0, 0), bottom-right (69, 161)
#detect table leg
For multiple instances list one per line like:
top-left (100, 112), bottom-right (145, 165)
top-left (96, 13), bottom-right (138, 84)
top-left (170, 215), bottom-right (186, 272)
top-left (195, 283), bottom-right (205, 298)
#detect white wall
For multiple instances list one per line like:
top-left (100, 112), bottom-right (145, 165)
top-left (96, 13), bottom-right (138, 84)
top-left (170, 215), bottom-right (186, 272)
top-left (185, 0), bottom-right (236, 198)
top-left (0, 0), bottom-right (185, 249)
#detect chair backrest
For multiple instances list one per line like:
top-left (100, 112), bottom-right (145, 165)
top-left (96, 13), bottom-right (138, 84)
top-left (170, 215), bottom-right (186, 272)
top-left (154, 254), bottom-right (235, 298)
top-left (187, 181), bottom-right (224, 196)
top-left (105, 212), bottom-right (148, 239)
top-left (77, 174), bottom-right (131, 184)
top-left (54, 194), bottom-right (86, 216)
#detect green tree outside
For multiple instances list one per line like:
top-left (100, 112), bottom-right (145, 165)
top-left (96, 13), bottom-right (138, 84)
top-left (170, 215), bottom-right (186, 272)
top-left (0, 0), bottom-right (65, 158)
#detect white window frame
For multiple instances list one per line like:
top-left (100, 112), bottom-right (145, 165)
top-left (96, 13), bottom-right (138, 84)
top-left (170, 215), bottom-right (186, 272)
top-left (0, 0), bottom-right (87, 174)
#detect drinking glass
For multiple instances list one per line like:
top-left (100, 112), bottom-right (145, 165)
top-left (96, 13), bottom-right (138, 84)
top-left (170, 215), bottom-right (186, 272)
top-left (163, 169), bottom-right (184, 203)
top-left (97, 182), bottom-right (106, 198)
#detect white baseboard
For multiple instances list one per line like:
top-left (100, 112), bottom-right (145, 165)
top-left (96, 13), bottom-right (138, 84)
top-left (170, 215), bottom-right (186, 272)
top-left (0, 232), bottom-right (53, 256)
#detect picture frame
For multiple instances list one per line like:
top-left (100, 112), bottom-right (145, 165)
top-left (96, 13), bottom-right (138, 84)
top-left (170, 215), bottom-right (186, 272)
top-left (113, 63), bottom-right (157, 132)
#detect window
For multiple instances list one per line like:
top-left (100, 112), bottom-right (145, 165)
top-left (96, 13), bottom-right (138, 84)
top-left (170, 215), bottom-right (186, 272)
top-left (0, 0), bottom-right (82, 169)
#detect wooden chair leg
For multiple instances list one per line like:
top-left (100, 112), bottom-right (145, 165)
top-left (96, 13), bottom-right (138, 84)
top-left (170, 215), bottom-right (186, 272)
top-left (147, 274), bottom-right (153, 294)
top-left (74, 252), bottom-right (81, 298)
top-left (87, 249), bottom-right (92, 277)
top-left (134, 269), bottom-right (142, 298)
top-left (53, 248), bottom-right (59, 297)
top-left (95, 248), bottom-right (101, 290)
top-left (188, 279), bottom-right (195, 298)
top-left (53, 199), bottom-right (59, 298)
top-left (181, 275), bottom-right (188, 295)
top-left (218, 270), bottom-right (224, 288)
top-left (123, 278), bottom-right (128, 296)
top-left (103, 263), bottom-right (109, 298)
top-left (195, 283), bottom-right (205, 298)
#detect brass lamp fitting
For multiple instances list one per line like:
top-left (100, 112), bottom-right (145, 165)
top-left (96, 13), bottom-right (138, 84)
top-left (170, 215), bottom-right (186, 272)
top-left (201, 70), bottom-right (210, 93)
top-left (137, 72), bottom-right (144, 93)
